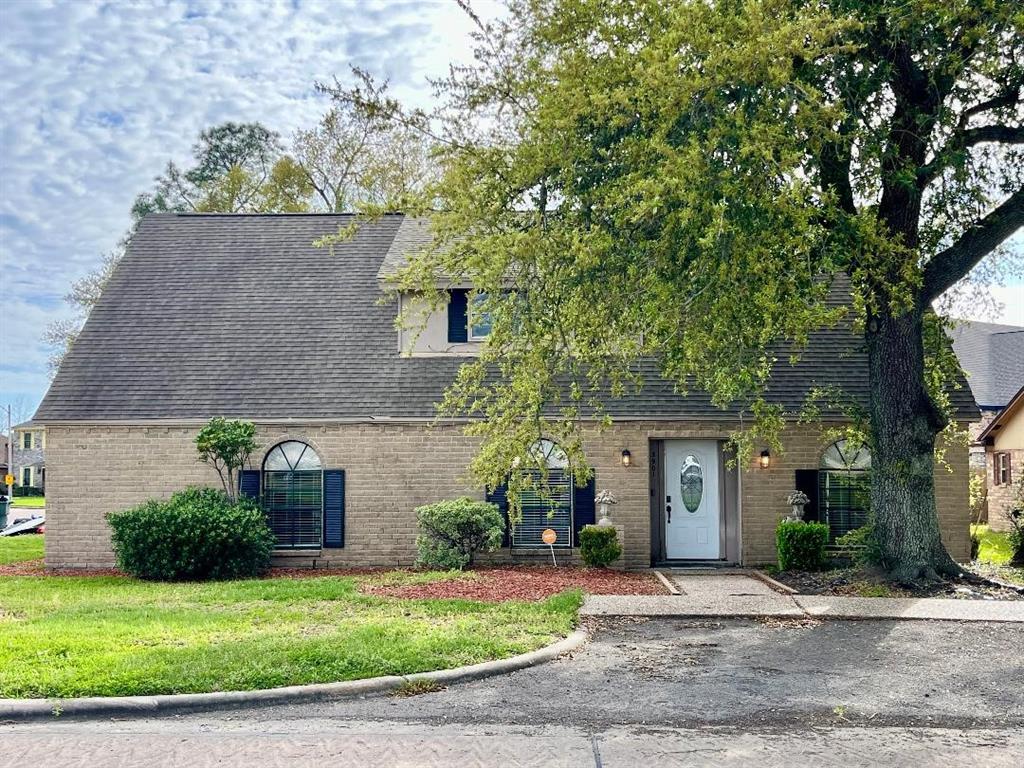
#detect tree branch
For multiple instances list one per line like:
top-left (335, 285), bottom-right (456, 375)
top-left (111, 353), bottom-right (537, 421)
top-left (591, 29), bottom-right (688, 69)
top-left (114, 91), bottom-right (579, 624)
top-left (918, 124), bottom-right (1024, 187)
top-left (921, 187), bottom-right (1024, 302)
top-left (960, 124), bottom-right (1024, 146)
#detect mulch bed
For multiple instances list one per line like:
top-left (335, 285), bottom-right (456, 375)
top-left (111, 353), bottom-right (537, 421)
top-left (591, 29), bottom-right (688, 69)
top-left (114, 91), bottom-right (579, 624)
top-left (360, 566), bottom-right (667, 602)
top-left (0, 560), bottom-right (122, 577)
top-left (1, 560), bottom-right (665, 602)
top-left (772, 566), bottom-right (1024, 601)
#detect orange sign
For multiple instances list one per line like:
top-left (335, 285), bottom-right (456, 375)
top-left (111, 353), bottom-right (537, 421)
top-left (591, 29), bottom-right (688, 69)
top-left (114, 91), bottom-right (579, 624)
top-left (542, 528), bottom-right (557, 545)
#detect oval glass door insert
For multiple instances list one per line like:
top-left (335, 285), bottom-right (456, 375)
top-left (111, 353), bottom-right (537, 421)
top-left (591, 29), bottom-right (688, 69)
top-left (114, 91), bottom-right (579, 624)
top-left (680, 455), bottom-right (703, 513)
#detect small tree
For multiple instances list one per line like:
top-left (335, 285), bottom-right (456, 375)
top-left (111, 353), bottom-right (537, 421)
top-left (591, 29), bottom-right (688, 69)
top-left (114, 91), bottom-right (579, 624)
top-left (195, 418), bottom-right (257, 503)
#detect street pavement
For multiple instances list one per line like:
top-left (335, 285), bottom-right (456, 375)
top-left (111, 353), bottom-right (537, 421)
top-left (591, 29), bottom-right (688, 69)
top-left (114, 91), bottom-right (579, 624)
top-left (3, 615), bottom-right (1021, 767)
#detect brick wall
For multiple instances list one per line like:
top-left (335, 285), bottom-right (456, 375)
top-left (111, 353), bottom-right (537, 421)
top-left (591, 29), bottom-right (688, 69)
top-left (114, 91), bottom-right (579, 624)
top-left (43, 420), bottom-right (972, 568)
top-left (984, 448), bottom-right (1023, 533)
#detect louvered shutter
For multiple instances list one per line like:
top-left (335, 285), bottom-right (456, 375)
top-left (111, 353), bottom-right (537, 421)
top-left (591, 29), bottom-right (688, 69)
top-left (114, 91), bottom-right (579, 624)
top-left (486, 483), bottom-right (510, 547)
top-left (794, 469), bottom-right (820, 522)
top-left (238, 470), bottom-right (261, 501)
top-left (323, 469), bottom-right (345, 548)
top-left (447, 289), bottom-right (469, 343)
top-left (572, 476), bottom-right (597, 546)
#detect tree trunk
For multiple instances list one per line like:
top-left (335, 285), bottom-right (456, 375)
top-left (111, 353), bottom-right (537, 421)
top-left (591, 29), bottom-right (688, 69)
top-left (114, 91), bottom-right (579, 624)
top-left (865, 307), bottom-right (961, 583)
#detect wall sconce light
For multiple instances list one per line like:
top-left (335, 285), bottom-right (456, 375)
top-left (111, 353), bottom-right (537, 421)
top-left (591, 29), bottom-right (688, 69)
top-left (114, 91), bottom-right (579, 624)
top-left (621, 449), bottom-right (632, 467)
top-left (759, 449), bottom-right (771, 469)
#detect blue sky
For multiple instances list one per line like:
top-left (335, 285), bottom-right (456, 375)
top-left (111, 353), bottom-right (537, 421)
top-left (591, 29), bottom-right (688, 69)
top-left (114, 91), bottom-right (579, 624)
top-left (0, 0), bottom-right (493, 421)
top-left (0, 0), bottom-right (1021, 422)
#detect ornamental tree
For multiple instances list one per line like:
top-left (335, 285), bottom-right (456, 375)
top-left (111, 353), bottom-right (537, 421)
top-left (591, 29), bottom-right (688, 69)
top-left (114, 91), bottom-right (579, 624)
top-left (195, 418), bottom-right (258, 503)
top-left (341, 0), bottom-right (1023, 582)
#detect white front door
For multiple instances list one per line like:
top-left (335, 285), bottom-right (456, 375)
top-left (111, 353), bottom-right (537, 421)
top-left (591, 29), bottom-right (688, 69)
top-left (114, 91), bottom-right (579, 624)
top-left (663, 440), bottom-right (721, 559)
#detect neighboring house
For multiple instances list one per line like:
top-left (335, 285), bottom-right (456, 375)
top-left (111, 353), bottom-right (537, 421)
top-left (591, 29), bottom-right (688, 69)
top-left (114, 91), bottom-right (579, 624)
top-left (11, 421), bottom-right (45, 492)
top-left (0, 434), bottom-right (9, 481)
top-left (34, 213), bottom-right (977, 569)
top-left (975, 384), bottom-right (1024, 531)
top-left (949, 320), bottom-right (1024, 523)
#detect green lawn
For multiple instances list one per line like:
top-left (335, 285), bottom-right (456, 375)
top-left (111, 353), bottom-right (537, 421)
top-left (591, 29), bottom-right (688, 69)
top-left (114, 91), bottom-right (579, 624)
top-left (0, 566), bottom-right (580, 699)
top-left (972, 524), bottom-right (1013, 565)
top-left (10, 496), bottom-right (45, 508)
top-left (0, 534), bottom-right (43, 565)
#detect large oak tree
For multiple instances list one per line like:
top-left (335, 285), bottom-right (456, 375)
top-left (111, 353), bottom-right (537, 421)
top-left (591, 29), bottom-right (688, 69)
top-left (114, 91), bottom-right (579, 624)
top-left (357, 0), bottom-right (1023, 581)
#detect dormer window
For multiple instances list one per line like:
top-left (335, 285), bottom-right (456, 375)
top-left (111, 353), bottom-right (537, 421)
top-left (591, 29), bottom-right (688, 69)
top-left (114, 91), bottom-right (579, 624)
top-left (446, 288), bottom-right (491, 343)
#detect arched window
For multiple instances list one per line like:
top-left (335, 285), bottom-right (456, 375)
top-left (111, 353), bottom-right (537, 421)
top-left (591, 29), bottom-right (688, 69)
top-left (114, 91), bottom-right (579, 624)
top-left (262, 441), bottom-right (324, 549)
top-left (819, 439), bottom-right (871, 542)
top-left (514, 439), bottom-right (573, 548)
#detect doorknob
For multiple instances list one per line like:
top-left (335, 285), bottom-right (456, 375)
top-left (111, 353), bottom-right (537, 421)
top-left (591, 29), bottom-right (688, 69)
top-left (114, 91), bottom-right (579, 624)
top-left (666, 505), bottom-right (671, 523)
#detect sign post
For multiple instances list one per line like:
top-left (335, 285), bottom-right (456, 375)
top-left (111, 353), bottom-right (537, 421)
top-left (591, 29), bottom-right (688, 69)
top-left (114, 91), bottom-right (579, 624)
top-left (542, 528), bottom-right (558, 566)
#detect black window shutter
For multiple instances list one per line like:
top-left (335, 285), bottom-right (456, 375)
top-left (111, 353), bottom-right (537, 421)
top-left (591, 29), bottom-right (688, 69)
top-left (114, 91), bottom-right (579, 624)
top-left (324, 469), bottom-right (345, 548)
top-left (572, 476), bottom-right (597, 546)
top-left (794, 469), bottom-right (820, 522)
top-left (486, 483), bottom-right (510, 547)
top-left (238, 469), bottom-right (261, 501)
top-left (448, 289), bottom-right (469, 343)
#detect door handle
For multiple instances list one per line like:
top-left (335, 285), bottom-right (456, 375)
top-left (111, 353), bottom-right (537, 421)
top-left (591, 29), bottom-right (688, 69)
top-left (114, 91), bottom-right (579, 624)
top-left (666, 505), bottom-right (671, 523)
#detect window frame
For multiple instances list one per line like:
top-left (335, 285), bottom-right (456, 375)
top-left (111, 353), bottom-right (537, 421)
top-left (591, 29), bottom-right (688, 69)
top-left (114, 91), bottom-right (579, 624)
top-left (511, 438), bottom-right (574, 549)
top-left (819, 439), bottom-right (872, 543)
top-left (22, 432), bottom-right (31, 450)
top-left (468, 291), bottom-right (493, 341)
top-left (261, 441), bottom-right (325, 550)
top-left (995, 452), bottom-right (1011, 486)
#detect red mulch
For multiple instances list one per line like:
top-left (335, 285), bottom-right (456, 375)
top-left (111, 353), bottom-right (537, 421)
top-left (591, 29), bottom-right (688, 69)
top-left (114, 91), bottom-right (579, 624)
top-left (360, 566), bottom-right (667, 602)
top-left (0, 560), bottom-right (666, 602)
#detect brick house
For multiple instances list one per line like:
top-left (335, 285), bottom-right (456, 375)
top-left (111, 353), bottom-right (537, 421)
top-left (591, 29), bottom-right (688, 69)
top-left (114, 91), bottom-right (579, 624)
top-left (976, 384), bottom-right (1024, 532)
top-left (34, 213), bottom-right (977, 569)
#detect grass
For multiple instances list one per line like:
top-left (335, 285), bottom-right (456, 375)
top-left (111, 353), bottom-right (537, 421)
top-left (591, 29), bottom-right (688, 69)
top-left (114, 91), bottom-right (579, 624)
top-left (972, 524), bottom-right (1013, 565)
top-left (10, 497), bottom-right (45, 508)
top-left (0, 534), bottom-right (43, 565)
top-left (0, 565), bottom-right (581, 699)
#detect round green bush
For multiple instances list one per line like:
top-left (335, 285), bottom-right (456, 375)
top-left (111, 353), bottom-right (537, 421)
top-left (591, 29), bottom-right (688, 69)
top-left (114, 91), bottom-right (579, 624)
top-left (775, 519), bottom-right (830, 571)
top-left (107, 487), bottom-right (275, 581)
top-left (415, 497), bottom-right (504, 570)
top-left (579, 524), bottom-right (622, 567)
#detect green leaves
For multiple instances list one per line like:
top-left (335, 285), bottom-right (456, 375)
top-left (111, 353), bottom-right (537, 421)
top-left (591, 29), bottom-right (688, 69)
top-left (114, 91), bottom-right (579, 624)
top-left (194, 418), bottom-right (257, 502)
top-left (363, 0), bottom-right (1021, 491)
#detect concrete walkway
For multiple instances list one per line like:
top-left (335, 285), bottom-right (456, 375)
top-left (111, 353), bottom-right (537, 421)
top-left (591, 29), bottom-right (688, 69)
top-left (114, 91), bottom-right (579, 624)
top-left (581, 572), bottom-right (1024, 622)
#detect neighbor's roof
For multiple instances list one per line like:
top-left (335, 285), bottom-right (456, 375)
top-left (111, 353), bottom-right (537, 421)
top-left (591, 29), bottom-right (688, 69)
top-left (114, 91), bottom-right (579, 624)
top-left (948, 320), bottom-right (1024, 410)
top-left (977, 384), bottom-right (1024, 444)
top-left (35, 213), bottom-right (977, 423)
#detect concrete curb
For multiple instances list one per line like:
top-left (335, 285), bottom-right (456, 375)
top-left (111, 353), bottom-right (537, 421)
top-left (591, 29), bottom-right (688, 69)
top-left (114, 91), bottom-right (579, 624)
top-left (0, 629), bottom-right (588, 723)
top-left (750, 570), bottom-right (798, 595)
top-left (653, 570), bottom-right (682, 595)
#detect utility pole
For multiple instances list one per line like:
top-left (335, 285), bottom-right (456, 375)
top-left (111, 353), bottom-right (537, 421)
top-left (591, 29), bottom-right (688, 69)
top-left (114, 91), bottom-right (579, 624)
top-left (6, 404), bottom-right (12, 499)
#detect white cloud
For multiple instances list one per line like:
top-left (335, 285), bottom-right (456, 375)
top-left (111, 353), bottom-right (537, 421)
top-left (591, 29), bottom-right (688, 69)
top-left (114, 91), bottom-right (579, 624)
top-left (0, 0), bottom-right (495, 412)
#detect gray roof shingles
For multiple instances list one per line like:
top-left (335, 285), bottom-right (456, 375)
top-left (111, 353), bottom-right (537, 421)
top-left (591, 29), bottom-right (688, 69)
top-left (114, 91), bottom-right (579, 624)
top-left (949, 320), bottom-right (1024, 409)
top-left (35, 213), bottom-right (977, 422)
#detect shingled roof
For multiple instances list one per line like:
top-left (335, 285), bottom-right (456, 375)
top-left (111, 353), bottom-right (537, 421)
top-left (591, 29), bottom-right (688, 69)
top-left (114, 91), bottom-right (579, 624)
top-left (948, 320), bottom-right (1024, 410)
top-left (35, 213), bottom-right (977, 423)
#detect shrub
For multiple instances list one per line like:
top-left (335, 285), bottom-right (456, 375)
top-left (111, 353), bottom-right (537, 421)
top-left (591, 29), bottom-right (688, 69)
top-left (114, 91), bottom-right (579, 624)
top-left (776, 519), bottom-right (829, 571)
top-left (415, 497), bottom-right (504, 570)
top-left (108, 487), bottom-right (275, 581)
top-left (835, 523), bottom-right (885, 567)
top-left (579, 525), bottom-right (622, 567)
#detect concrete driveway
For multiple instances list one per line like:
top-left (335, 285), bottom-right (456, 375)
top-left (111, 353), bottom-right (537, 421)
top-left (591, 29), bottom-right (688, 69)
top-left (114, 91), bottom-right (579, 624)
top-left (3, 616), bottom-right (1022, 767)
